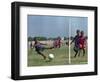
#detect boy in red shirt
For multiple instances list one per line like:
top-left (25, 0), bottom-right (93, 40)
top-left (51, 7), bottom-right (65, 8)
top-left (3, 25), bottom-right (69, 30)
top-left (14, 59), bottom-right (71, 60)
top-left (78, 31), bottom-right (87, 56)
top-left (57, 37), bottom-right (61, 48)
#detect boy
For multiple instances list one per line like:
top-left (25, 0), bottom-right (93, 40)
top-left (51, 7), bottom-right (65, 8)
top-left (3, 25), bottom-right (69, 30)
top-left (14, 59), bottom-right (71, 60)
top-left (53, 37), bottom-right (61, 48)
top-left (57, 37), bottom-right (61, 48)
top-left (33, 38), bottom-right (53, 60)
top-left (78, 31), bottom-right (87, 56)
top-left (70, 30), bottom-right (80, 57)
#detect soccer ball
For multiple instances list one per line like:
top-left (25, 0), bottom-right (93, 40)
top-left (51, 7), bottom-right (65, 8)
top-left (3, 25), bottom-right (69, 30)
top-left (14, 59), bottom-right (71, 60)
top-left (48, 54), bottom-right (54, 60)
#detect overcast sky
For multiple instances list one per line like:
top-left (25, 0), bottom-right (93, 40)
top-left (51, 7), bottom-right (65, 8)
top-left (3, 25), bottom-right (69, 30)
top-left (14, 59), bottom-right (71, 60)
top-left (28, 15), bottom-right (87, 38)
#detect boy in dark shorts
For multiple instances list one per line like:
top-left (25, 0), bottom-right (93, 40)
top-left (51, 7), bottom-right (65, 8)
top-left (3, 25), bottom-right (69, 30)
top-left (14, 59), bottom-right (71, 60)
top-left (78, 31), bottom-right (87, 56)
top-left (70, 30), bottom-right (80, 57)
top-left (33, 38), bottom-right (54, 60)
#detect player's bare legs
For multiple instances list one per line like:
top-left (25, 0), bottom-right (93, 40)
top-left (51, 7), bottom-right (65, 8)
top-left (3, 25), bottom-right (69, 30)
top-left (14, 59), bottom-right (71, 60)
top-left (74, 48), bottom-right (78, 57)
top-left (78, 48), bottom-right (85, 57)
top-left (74, 51), bottom-right (78, 57)
top-left (78, 49), bottom-right (81, 57)
top-left (83, 48), bottom-right (85, 56)
top-left (36, 50), bottom-right (46, 60)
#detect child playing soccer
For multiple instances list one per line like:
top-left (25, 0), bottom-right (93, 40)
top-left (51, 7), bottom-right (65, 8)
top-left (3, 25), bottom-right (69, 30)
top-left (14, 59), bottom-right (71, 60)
top-left (53, 37), bottom-right (61, 48)
top-left (78, 31), bottom-right (87, 56)
top-left (33, 38), bottom-right (54, 60)
top-left (70, 30), bottom-right (80, 57)
top-left (57, 37), bottom-right (61, 48)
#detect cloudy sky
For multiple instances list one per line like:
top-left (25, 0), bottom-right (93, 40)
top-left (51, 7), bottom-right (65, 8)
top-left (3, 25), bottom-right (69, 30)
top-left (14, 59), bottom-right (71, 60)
top-left (28, 15), bottom-right (88, 38)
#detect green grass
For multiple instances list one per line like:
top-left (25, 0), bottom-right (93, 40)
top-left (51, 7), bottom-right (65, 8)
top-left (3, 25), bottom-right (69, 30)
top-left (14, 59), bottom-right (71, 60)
top-left (28, 44), bottom-right (88, 67)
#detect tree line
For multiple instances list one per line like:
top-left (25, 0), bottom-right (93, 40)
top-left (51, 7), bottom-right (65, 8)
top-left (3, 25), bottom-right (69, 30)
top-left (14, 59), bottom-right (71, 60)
top-left (28, 36), bottom-right (77, 41)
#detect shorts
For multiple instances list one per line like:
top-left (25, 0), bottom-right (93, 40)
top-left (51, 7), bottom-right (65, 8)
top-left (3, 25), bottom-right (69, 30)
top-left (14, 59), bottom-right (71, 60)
top-left (35, 46), bottom-right (45, 52)
top-left (79, 44), bottom-right (85, 49)
top-left (74, 46), bottom-right (79, 52)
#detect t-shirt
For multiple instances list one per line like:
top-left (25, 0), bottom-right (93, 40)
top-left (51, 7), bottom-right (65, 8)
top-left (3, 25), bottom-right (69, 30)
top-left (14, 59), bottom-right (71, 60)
top-left (74, 35), bottom-right (80, 48)
top-left (79, 36), bottom-right (86, 48)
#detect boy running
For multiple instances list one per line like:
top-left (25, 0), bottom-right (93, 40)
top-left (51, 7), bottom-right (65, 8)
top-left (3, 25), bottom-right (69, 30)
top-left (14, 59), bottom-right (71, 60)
top-left (70, 30), bottom-right (80, 57)
top-left (78, 31), bottom-right (87, 56)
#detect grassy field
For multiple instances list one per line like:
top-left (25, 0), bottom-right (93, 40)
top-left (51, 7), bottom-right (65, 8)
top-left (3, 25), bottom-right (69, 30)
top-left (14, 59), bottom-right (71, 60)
top-left (28, 42), bottom-right (88, 67)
